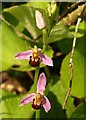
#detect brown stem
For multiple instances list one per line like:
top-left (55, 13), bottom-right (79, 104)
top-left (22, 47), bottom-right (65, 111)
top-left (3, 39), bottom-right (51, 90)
top-left (58, 0), bottom-right (84, 21)
top-left (61, 3), bottom-right (85, 26)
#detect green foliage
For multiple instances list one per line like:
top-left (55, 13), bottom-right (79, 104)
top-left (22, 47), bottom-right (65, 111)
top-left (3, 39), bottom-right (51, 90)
top-left (48, 21), bottom-right (71, 44)
top-left (40, 78), bottom-right (67, 118)
top-left (69, 21), bottom-right (85, 38)
top-left (69, 103), bottom-right (85, 118)
top-left (1, 22), bottom-right (28, 71)
top-left (61, 38), bottom-right (86, 98)
top-left (1, 90), bottom-right (35, 118)
top-left (60, 20), bottom-right (85, 98)
top-left (3, 5), bottom-right (41, 40)
top-left (1, 1), bottom-right (85, 119)
top-left (26, 2), bottom-right (48, 10)
top-left (61, 37), bottom-right (85, 98)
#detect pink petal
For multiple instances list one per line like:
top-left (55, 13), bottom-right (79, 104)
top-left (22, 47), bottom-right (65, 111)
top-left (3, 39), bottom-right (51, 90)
top-left (39, 52), bottom-right (53, 66)
top-left (35, 10), bottom-right (46, 29)
top-left (37, 73), bottom-right (46, 93)
top-left (15, 50), bottom-right (32, 60)
top-left (20, 93), bottom-right (35, 106)
top-left (43, 96), bottom-right (51, 113)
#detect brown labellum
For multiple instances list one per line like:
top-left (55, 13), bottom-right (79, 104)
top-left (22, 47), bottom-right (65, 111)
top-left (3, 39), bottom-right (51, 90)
top-left (32, 98), bottom-right (42, 110)
top-left (29, 56), bottom-right (40, 67)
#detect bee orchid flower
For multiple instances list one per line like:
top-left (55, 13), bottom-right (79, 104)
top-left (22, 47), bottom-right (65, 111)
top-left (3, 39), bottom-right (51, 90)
top-left (15, 46), bottom-right (53, 67)
top-left (20, 73), bottom-right (51, 113)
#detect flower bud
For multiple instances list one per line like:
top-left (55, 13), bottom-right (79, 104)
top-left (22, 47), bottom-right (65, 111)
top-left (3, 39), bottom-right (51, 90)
top-left (35, 10), bottom-right (46, 29)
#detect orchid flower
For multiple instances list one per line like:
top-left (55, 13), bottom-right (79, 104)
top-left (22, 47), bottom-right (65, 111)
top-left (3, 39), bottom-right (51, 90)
top-left (15, 46), bottom-right (53, 67)
top-left (20, 73), bottom-right (51, 113)
top-left (35, 10), bottom-right (46, 29)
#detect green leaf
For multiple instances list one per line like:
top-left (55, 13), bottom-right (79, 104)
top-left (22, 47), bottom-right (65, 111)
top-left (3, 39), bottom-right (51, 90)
top-left (49, 76), bottom-right (74, 118)
top-left (3, 12), bottom-right (24, 33)
top-left (44, 76), bottom-right (76, 118)
top-left (1, 90), bottom-right (35, 118)
top-left (61, 37), bottom-right (85, 98)
top-left (69, 103), bottom-right (85, 118)
top-left (57, 21), bottom-right (85, 54)
top-left (3, 5), bottom-right (41, 40)
top-left (47, 21), bottom-right (71, 44)
top-left (50, 78), bottom-right (65, 105)
top-left (1, 22), bottom-right (29, 71)
top-left (69, 21), bottom-right (85, 38)
top-left (57, 38), bottom-right (73, 54)
top-left (40, 76), bottom-right (66, 118)
top-left (49, 77), bottom-right (74, 118)
top-left (65, 96), bottom-right (75, 117)
top-left (26, 2), bottom-right (48, 10)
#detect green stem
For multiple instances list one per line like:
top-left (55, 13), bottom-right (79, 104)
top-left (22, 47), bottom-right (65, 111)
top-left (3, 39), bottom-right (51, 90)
top-left (42, 28), bottom-right (48, 52)
top-left (34, 66), bottom-right (40, 91)
top-left (36, 110), bottom-right (40, 119)
top-left (42, 28), bottom-right (46, 45)
top-left (34, 66), bottom-right (40, 119)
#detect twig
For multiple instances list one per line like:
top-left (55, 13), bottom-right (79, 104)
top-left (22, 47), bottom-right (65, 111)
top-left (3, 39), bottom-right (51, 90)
top-left (58, 0), bottom-right (84, 21)
top-left (62, 4), bottom-right (85, 26)
top-left (62, 17), bottom-right (82, 110)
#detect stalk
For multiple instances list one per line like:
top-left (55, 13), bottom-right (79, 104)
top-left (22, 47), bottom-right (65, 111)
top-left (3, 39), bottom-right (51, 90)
top-left (36, 110), bottom-right (40, 119)
top-left (34, 66), bottom-right (40, 91)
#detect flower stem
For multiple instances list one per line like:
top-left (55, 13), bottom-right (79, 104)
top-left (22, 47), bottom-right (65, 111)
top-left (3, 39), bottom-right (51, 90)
top-left (42, 28), bottom-right (48, 52)
top-left (34, 67), bottom-right (40, 119)
top-left (36, 110), bottom-right (40, 119)
top-left (34, 66), bottom-right (40, 91)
